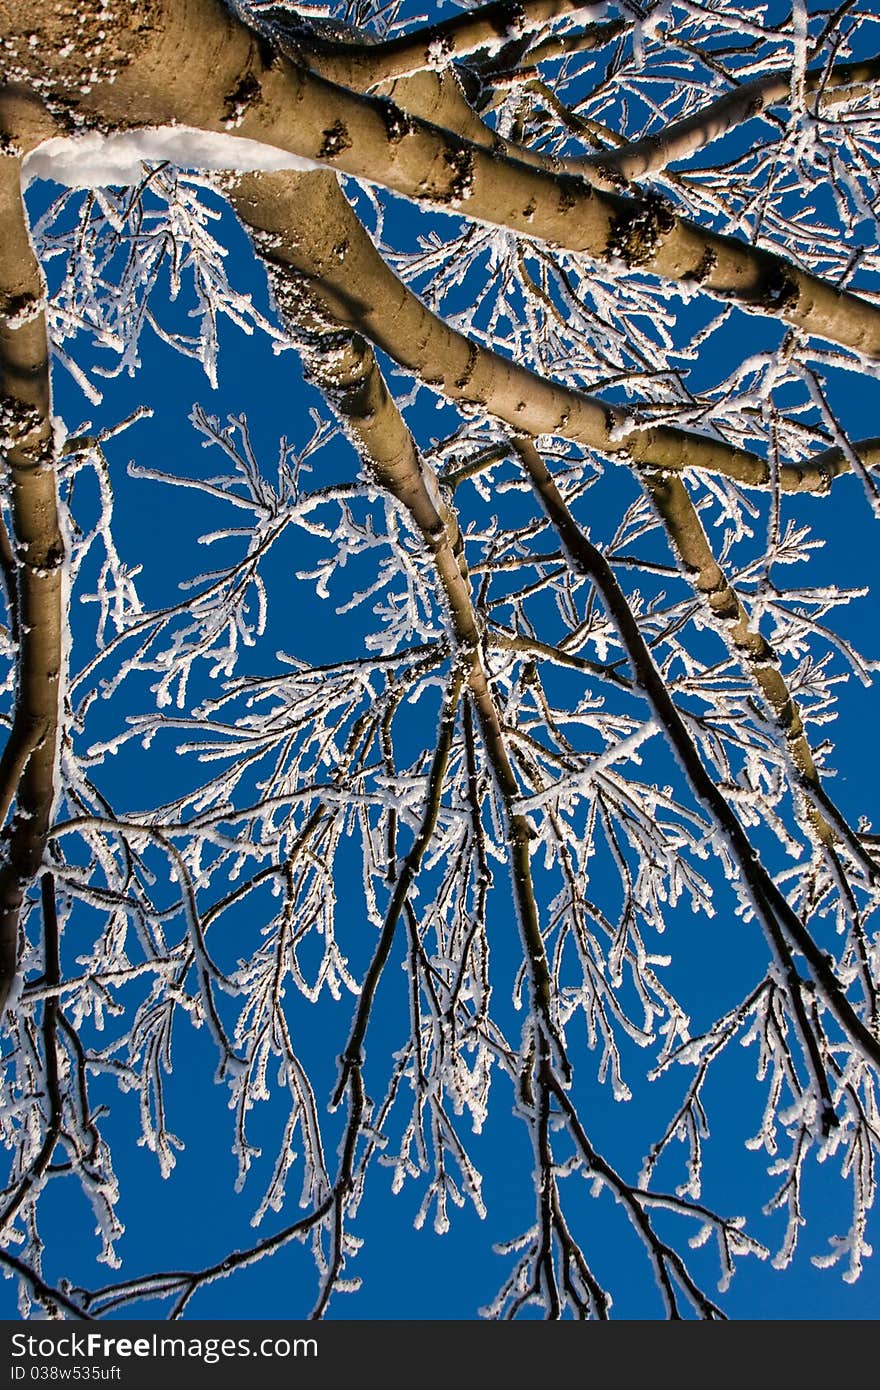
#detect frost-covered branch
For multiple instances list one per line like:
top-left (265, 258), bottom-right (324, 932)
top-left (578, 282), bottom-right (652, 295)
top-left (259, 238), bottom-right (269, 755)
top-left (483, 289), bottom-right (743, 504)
top-left (2, 0), bottom-right (880, 1325)
top-left (641, 467), bottom-right (876, 873)
top-left (514, 436), bottom-right (880, 1113)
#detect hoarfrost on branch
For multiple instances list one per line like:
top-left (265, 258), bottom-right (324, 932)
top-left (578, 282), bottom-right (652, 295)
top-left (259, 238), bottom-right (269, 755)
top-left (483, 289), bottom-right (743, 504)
top-left (1, 0), bottom-right (880, 1320)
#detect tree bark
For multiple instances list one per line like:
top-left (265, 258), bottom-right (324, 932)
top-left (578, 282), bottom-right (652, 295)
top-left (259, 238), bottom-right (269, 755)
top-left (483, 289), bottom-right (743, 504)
top-left (0, 93), bottom-right (64, 1014)
top-left (7, 0), bottom-right (880, 358)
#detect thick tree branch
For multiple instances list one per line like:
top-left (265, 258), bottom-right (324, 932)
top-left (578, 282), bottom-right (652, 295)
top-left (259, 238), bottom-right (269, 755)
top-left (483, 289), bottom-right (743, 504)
top-left (12, 0), bottom-right (880, 359)
top-left (372, 68), bottom-right (500, 149)
top-left (643, 472), bottom-right (880, 904)
top-left (228, 165), bottom-right (880, 911)
top-left (222, 168), bottom-right (880, 496)
top-left (0, 101), bottom-right (64, 1017)
top-left (236, 160), bottom-right (880, 1125)
top-left (379, 47), bottom-right (880, 195)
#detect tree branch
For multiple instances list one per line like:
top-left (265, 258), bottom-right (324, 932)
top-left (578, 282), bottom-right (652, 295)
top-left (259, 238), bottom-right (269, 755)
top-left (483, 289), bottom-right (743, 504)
top-left (641, 468), bottom-right (876, 871)
top-left (513, 436), bottom-right (880, 1118)
top-left (232, 171), bottom-right (568, 1071)
top-left (572, 52), bottom-right (880, 186)
top-left (263, 0), bottom-right (609, 89)
top-left (333, 668), bottom-right (464, 1108)
top-left (223, 168), bottom-right (880, 496)
top-left (16, 0), bottom-right (880, 359)
top-left (0, 97), bottom-right (64, 1017)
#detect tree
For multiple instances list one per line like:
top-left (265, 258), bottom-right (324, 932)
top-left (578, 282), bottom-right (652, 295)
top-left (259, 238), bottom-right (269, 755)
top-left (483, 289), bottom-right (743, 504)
top-left (1, 0), bottom-right (880, 1320)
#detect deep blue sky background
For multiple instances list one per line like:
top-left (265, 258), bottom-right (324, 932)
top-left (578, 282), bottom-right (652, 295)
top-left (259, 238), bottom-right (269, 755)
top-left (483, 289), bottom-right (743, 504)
top-left (3, 7), bottom-right (880, 1321)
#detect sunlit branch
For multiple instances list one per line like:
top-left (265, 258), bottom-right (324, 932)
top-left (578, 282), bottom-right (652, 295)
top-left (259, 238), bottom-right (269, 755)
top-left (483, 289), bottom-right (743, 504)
top-left (264, 0), bottom-right (609, 88)
top-left (374, 43), bottom-right (880, 198)
top-left (19, 0), bottom-right (880, 358)
top-left (223, 169), bottom-right (880, 499)
top-left (641, 467), bottom-right (878, 873)
top-left (480, 14), bottom-right (628, 79)
top-left (0, 111), bottom-right (64, 1017)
